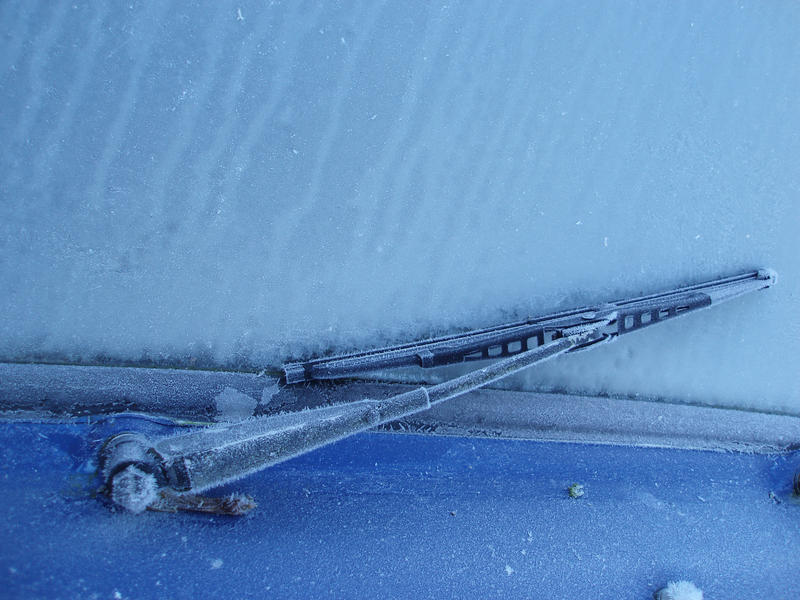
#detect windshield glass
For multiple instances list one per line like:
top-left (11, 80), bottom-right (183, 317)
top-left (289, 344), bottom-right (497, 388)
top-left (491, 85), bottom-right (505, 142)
top-left (1, 2), bottom-right (797, 415)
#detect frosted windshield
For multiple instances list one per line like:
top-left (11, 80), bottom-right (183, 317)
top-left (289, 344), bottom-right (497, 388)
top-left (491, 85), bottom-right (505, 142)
top-left (1, 3), bottom-right (797, 414)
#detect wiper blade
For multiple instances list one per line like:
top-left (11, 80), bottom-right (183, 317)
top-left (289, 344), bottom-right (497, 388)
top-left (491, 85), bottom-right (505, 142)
top-left (283, 268), bottom-right (776, 383)
top-left (97, 268), bottom-right (776, 514)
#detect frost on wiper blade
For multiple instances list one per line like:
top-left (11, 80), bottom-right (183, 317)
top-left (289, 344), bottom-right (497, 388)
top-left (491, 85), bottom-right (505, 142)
top-left (94, 268), bottom-right (776, 515)
top-left (283, 268), bottom-right (776, 384)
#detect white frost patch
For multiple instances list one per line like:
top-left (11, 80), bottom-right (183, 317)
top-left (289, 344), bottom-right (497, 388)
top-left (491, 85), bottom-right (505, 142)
top-left (260, 381), bottom-right (281, 406)
top-left (111, 465), bottom-right (158, 514)
top-left (656, 580), bottom-right (703, 600)
top-left (504, 565), bottom-right (514, 576)
top-left (211, 558), bottom-right (223, 569)
top-left (215, 387), bottom-right (257, 421)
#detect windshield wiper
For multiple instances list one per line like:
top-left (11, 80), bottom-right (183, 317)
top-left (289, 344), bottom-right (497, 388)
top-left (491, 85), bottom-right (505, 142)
top-left (98, 269), bottom-right (776, 514)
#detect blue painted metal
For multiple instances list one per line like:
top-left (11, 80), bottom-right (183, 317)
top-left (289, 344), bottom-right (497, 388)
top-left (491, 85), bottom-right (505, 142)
top-left (0, 419), bottom-right (797, 598)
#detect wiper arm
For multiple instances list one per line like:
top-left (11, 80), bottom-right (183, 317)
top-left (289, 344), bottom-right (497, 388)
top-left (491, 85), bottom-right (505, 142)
top-left (283, 269), bottom-right (776, 383)
top-left (101, 325), bottom-right (607, 514)
top-left (98, 269), bottom-right (776, 514)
